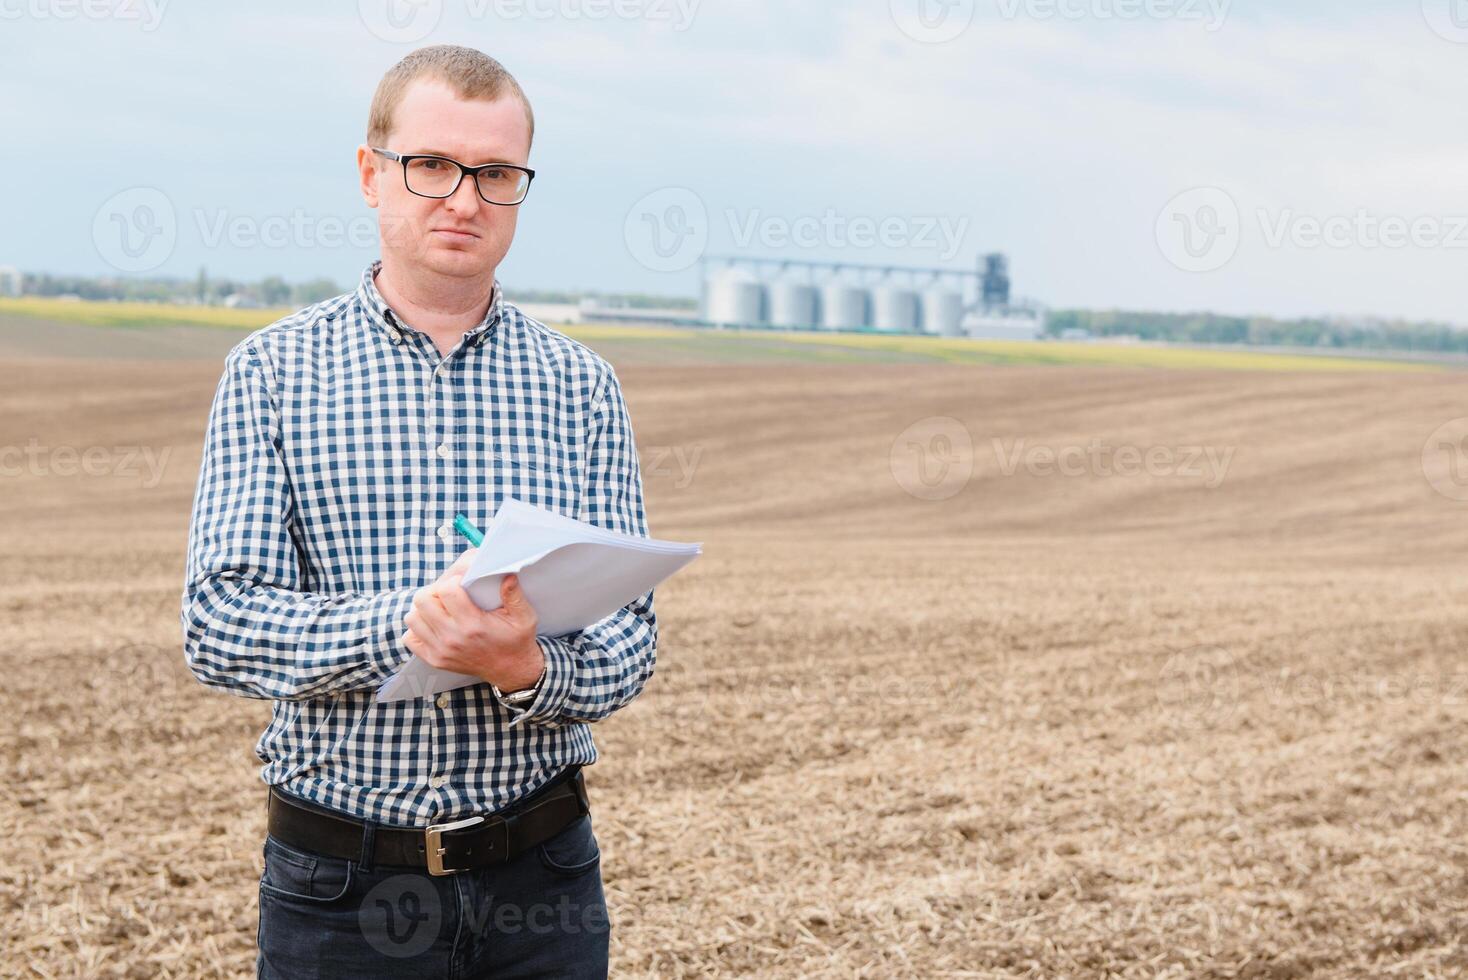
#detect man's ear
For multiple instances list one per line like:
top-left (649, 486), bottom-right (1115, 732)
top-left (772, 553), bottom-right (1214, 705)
top-left (357, 144), bottom-right (380, 208)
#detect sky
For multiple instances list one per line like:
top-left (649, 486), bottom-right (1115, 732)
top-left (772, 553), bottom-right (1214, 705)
top-left (3, 0), bottom-right (1467, 323)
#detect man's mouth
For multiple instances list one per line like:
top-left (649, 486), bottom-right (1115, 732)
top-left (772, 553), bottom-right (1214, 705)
top-left (430, 228), bottom-right (480, 242)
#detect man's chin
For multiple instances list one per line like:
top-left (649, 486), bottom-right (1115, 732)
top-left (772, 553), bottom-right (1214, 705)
top-left (418, 244), bottom-right (492, 276)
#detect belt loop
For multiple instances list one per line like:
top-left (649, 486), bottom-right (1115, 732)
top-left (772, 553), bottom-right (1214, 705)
top-left (501, 809), bottom-right (522, 856)
top-left (358, 821), bottom-right (377, 873)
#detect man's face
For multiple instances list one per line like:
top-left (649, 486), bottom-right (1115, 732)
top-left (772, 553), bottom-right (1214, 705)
top-left (359, 78), bottom-right (532, 281)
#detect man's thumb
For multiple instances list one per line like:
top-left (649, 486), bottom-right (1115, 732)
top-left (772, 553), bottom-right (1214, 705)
top-left (501, 574), bottom-right (527, 609)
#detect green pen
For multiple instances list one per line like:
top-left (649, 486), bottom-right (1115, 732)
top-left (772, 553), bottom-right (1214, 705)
top-left (452, 513), bottom-right (484, 547)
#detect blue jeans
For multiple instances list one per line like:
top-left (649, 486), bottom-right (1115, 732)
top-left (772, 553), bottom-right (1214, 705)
top-left (256, 807), bottom-right (610, 978)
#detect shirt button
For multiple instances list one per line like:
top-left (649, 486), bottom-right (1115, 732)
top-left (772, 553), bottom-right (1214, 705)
top-left (436, 443), bottom-right (450, 459)
top-left (436, 693), bottom-right (450, 709)
top-left (430, 775), bottom-right (447, 789)
top-left (437, 524), bottom-right (451, 541)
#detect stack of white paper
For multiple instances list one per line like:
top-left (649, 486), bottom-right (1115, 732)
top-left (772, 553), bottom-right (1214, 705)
top-left (376, 498), bottom-right (701, 702)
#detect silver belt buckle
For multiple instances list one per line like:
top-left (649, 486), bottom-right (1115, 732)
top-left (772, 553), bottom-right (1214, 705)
top-left (424, 815), bottom-right (485, 876)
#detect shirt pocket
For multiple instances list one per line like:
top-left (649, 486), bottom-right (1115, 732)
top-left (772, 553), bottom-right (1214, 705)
top-left (484, 436), bottom-right (584, 513)
top-left (491, 435), bottom-right (574, 477)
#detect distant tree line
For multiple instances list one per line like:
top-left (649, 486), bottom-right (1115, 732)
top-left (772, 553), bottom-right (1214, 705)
top-left (22, 270), bottom-right (342, 307)
top-left (17, 272), bottom-right (699, 312)
top-left (1045, 309), bottom-right (1468, 355)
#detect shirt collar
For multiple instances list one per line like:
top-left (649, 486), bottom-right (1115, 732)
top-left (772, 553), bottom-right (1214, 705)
top-left (356, 259), bottom-right (505, 347)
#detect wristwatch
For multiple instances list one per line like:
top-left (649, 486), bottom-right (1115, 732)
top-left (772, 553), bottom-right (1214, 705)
top-left (492, 663), bottom-right (546, 708)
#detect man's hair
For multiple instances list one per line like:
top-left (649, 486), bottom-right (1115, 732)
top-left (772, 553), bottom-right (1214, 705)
top-left (367, 44), bottom-right (534, 151)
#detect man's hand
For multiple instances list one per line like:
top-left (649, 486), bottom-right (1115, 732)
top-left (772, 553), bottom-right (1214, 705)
top-left (402, 549), bottom-right (546, 692)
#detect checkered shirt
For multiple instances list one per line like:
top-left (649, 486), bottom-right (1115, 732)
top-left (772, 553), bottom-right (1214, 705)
top-left (180, 260), bottom-right (657, 827)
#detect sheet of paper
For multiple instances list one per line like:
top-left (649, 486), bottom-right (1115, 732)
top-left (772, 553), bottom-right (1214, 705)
top-left (375, 498), bottom-right (701, 702)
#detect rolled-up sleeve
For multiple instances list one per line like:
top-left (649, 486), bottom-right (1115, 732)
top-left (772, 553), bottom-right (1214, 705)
top-left (504, 366), bottom-right (658, 730)
top-left (180, 342), bottom-right (416, 701)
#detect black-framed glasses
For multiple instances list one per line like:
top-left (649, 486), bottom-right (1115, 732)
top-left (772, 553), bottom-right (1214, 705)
top-left (371, 147), bottom-right (535, 206)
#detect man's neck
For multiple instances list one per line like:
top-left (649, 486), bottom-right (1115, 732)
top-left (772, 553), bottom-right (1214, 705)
top-left (374, 260), bottom-right (495, 357)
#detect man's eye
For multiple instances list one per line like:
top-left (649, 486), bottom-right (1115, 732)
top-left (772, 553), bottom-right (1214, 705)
top-left (421, 160), bottom-right (445, 171)
top-left (481, 168), bottom-right (505, 179)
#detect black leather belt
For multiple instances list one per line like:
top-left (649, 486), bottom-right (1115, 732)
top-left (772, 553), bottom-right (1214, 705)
top-left (266, 766), bottom-right (590, 876)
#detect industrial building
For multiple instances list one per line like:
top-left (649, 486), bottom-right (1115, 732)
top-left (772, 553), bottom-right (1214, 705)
top-left (696, 252), bottom-right (1045, 340)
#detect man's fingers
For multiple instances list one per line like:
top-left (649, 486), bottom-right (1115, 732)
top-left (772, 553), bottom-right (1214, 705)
top-left (404, 628), bottom-right (442, 668)
top-left (406, 592), bottom-right (446, 646)
top-left (436, 573), bottom-right (482, 622)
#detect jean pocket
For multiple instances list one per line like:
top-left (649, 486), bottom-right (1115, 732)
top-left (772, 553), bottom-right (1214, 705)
top-left (259, 834), bottom-right (355, 904)
top-left (537, 814), bottom-right (601, 877)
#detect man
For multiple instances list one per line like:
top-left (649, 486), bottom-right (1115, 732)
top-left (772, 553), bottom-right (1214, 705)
top-left (180, 44), bottom-right (655, 979)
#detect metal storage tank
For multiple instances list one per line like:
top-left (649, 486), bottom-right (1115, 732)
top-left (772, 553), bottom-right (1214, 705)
top-left (768, 282), bottom-right (820, 329)
top-left (820, 284), bottom-right (868, 330)
top-left (871, 287), bottom-right (920, 332)
top-left (922, 289), bottom-right (965, 336)
top-left (704, 273), bottom-right (766, 327)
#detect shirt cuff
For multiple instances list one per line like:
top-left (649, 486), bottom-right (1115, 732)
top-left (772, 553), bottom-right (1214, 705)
top-left (504, 635), bottom-right (577, 729)
top-left (366, 586), bottom-right (419, 684)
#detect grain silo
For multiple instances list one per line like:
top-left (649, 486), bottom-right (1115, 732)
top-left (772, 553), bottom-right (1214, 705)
top-left (704, 271), bottom-right (766, 327)
top-left (697, 252), bottom-right (1025, 336)
top-left (768, 282), bottom-right (820, 329)
top-left (820, 284), bottom-right (868, 330)
top-left (921, 289), bottom-right (965, 336)
top-left (871, 286), bottom-right (920, 332)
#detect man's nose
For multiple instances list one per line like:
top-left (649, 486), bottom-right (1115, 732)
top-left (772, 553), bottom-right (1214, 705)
top-left (444, 173), bottom-right (483, 214)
